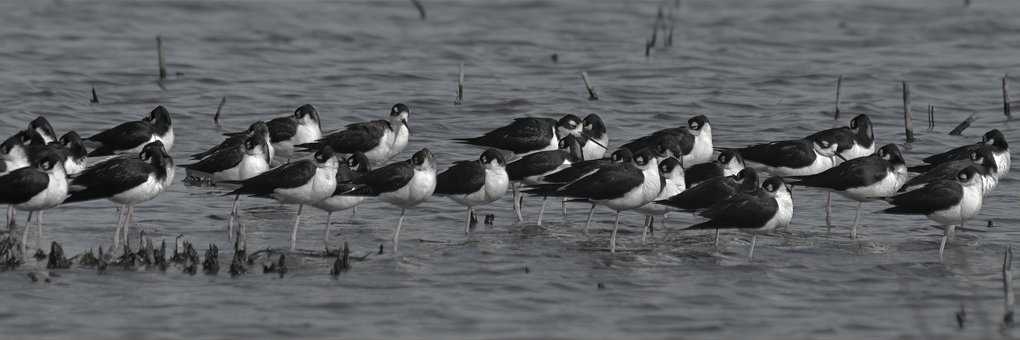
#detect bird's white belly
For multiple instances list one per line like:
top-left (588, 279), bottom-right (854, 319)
top-left (365, 129), bottom-right (395, 167)
top-left (212, 155), bottom-right (269, 182)
top-left (381, 169), bottom-right (436, 208)
top-left (156, 129), bottom-right (175, 151)
top-left (388, 125), bottom-right (410, 161)
top-left (980, 174), bottom-right (998, 195)
top-left (454, 167), bottom-right (509, 207)
top-left (842, 143), bottom-right (875, 161)
top-left (761, 190), bottom-right (794, 231)
top-left (842, 168), bottom-right (907, 202)
top-left (110, 175), bottom-right (163, 205)
top-left (637, 178), bottom-right (685, 216)
top-left (928, 185), bottom-right (982, 225)
top-left (63, 158), bottom-right (86, 176)
top-left (314, 195), bottom-right (365, 212)
top-left (294, 122), bottom-right (323, 146)
top-left (582, 137), bottom-right (607, 161)
top-left (684, 131), bottom-right (713, 166)
top-left (751, 153), bottom-right (835, 177)
top-left (273, 168), bottom-right (336, 204)
top-left (15, 171), bottom-right (68, 211)
top-left (994, 151), bottom-right (1011, 178)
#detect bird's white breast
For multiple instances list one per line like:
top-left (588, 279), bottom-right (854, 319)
top-left (273, 166), bottom-right (337, 204)
top-left (111, 175), bottom-right (164, 205)
top-left (388, 124), bottom-right (410, 161)
top-left (157, 128), bottom-right (175, 151)
top-left (314, 195), bottom-right (365, 212)
top-left (928, 184), bottom-right (983, 226)
top-left (684, 126), bottom-right (713, 166)
top-left (15, 169), bottom-right (68, 211)
top-left (762, 190), bottom-right (794, 231)
top-left (842, 165), bottom-right (907, 202)
top-left (365, 128), bottom-right (395, 167)
top-left (994, 150), bottom-right (1011, 178)
top-left (381, 168), bottom-right (436, 208)
top-left (450, 167), bottom-right (509, 207)
top-left (582, 136), bottom-right (607, 161)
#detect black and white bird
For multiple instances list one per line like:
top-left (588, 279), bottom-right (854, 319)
top-left (525, 149), bottom-right (662, 253)
top-left (86, 106), bottom-right (175, 156)
top-left (909, 129), bottom-right (1010, 179)
top-left (227, 104), bottom-right (321, 162)
top-left (580, 114), bottom-right (609, 160)
top-left (683, 150), bottom-right (745, 187)
top-left (28, 117), bottom-right (58, 144)
top-left (225, 146), bottom-right (339, 251)
top-left (505, 135), bottom-right (582, 224)
top-left (807, 114), bottom-right (876, 161)
top-left (621, 115), bottom-right (714, 166)
top-left (296, 103), bottom-right (410, 167)
top-left (685, 176), bottom-right (793, 259)
top-left (434, 149), bottom-right (509, 234)
top-left (900, 148), bottom-right (998, 195)
top-left (1, 130), bottom-right (32, 174)
top-left (540, 147), bottom-right (638, 228)
top-left (454, 115), bottom-right (583, 159)
top-left (194, 121), bottom-right (274, 164)
top-left (341, 148), bottom-right (436, 252)
top-left (0, 150), bottom-right (68, 253)
top-left (64, 141), bottom-right (175, 250)
top-left (880, 166), bottom-right (984, 261)
top-left (736, 134), bottom-right (843, 177)
top-left (312, 152), bottom-right (370, 247)
top-left (57, 131), bottom-right (88, 175)
top-left (656, 167), bottom-right (760, 246)
top-left (787, 144), bottom-right (908, 239)
top-left (634, 157), bottom-right (685, 242)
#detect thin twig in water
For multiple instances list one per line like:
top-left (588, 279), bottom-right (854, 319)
top-left (834, 75), bottom-right (842, 120)
top-left (156, 35), bottom-right (166, 80)
top-left (90, 87), bottom-right (99, 104)
top-left (949, 113), bottom-right (977, 136)
top-left (410, 0), bottom-right (426, 20)
top-left (1004, 246), bottom-right (1015, 330)
top-left (214, 96), bottom-right (226, 127)
top-left (902, 81), bottom-right (915, 143)
top-left (581, 72), bottom-right (598, 100)
top-left (927, 105), bottom-right (935, 130)
top-left (454, 63), bottom-right (464, 105)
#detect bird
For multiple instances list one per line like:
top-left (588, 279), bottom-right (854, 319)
top-left (655, 167), bottom-right (760, 246)
top-left (226, 104), bottom-right (321, 162)
top-left (28, 117), bottom-right (58, 144)
top-left (193, 121), bottom-right (274, 164)
top-left (505, 134), bottom-right (582, 224)
top-left (225, 145), bottom-right (339, 251)
top-left (909, 129), bottom-right (1010, 179)
top-left (311, 152), bottom-right (371, 247)
top-left (453, 115), bottom-right (584, 159)
top-left (900, 148), bottom-right (999, 195)
top-left (0, 150), bottom-right (68, 253)
top-left (620, 115), bottom-right (714, 166)
top-left (434, 149), bottom-right (509, 234)
top-left (685, 176), bottom-right (793, 260)
top-left (736, 134), bottom-right (843, 177)
top-left (580, 113), bottom-right (609, 160)
top-left (182, 133), bottom-right (272, 240)
top-left (295, 103), bottom-right (410, 168)
top-left (57, 131), bottom-right (88, 175)
top-left (341, 148), bottom-right (437, 253)
top-left (1, 130), bottom-right (33, 174)
top-left (807, 114), bottom-right (876, 161)
top-left (787, 144), bottom-right (908, 239)
top-left (539, 147), bottom-right (638, 229)
top-left (683, 149), bottom-right (745, 188)
top-left (524, 149), bottom-right (662, 253)
top-left (64, 141), bottom-right (175, 250)
top-left (85, 106), bottom-right (175, 156)
top-left (880, 166), bottom-right (984, 261)
top-left (634, 157), bottom-right (686, 242)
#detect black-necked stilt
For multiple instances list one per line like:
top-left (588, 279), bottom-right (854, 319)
top-left (684, 150), bottom-right (744, 187)
top-left (184, 132), bottom-right (272, 240)
top-left (581, 114), bottom-right (609, 160)
top-left (736, 134), bottom-right (844, 177)
top-left (28, 117), bottom-right (57, 144)
top-left (621, 115), bottom-right (714, 166)
top-left (58, 131), bottom-right (87, 175)
top-left (341, 148), bottom-right (436, 252)
top-left (686, 176), bottom-right (793, 259)
top-left (64, 141), bottom-right (174, 250)
top-left (656, 167), bottom-right (760, 246)
top-left (880, 166), bottom-right (984, 261)
top-left (525, 149), bottom-right (662, 253)
top-left (506, 135), bottom-right (582, 224)
top-left (86, 106), bottom-right (174, 156)
top-left (635, 157), bottom-right (685, 242)
top-left (0, 150), bottom-right (67, 253)
top-left (194, 121), bottom-right (274, 164)
top-left (540, 147), bottom-right (638, 227)
top-left (225, 145), bottom-right (339, 251)
top-left (1, 130), bottom-right (32, 174)
top-left (788, 144), bottom-right (907, 239)
top-left (454, 115), bottom-right (582, 158)
top-left (227, 104), bottom-right (321, 162)
top-left (910, 129), bottom-right (1010, 179)
top-left (901, 148), bottom-right (999, 195)
top-left (435, 149), bottom-right (509, 233)
top-left (296, 103), bottom-right (410, 168)
top-left (312, 152), bottom-right (371, 247)
top-left (807, 114), bottom-right (876, 161)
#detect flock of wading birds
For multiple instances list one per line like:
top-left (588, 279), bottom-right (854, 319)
top-left (0, 104), bottom-right (1011, 261)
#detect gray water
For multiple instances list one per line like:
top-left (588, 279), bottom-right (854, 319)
top-left (1, 0), bottom-right (1020, 338)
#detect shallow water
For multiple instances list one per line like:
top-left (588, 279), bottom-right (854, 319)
top-left (2, 0), bottom-right (1020, 338)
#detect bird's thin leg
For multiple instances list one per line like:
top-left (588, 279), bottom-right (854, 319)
top-left (714, 229), bottom-right (721, 248)
top-left (227, 194), bottom-right (240, 241)
top-left (323, 211), bottom-right (333, 248)
top-left (610, 211), bottom-right (622, 253)
top-left (939, 225), bottom-right (955, 262)
top-left (124, 205), bottom-right (135, 251)
top-left (824, 192), bottom-right (832, 229)
top-left (36, 211), bottom-right (44, 251)
top-left (21, 212), bottom-right (32, 254)
top-left (642, 216), bottom-right (650, 244)
top-left (561, 198), bottom-right (568, 220)
top-left (464, 207), bottom-right (472, 234)
top-left (513, 184), bottom-right (523, 222)
top-left (352, 206), bottom-right (358, 218)
top-left (537, 196), bottom-right (547, 226)
top-left (393, 208), bottom-right (406, 253)
top-left (6, 205), bottom-right (14, 230)
top-left (851, 201), bottom-right (862, 239)
top-left (519, 195), bottom-right (526, 222)
top-left (113, 206), bottom-right (127, 251)
top-left (748, 233), bottom-right (758, 260)
top-left (290, 204), bottom-right (303, 252)
top-left (584, 204), bottom-right (596, 235)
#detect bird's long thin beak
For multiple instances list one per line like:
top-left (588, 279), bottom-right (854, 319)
top-left (585, 135), bottom-right (607, 150)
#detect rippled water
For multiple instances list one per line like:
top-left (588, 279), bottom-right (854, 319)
top-left (2, 0), bottom-right (1020, 338)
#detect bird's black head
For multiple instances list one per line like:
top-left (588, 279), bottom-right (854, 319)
top-left (633, 150), bottom-right (656, 168)
top-left (140, 141), bottom-right (169, 162)
top-left (147, 106), bottom-right (172, 128)
top-left (294, 104), bottom-right (321, 125)
top-left (348, 152), bottom-right (370, 173)
top-left (849, 114), bottom-right (874, 142)
top-left (659, 157), bottom-right (682, 175)
top-left (59, 131), bottom-right (87, 158)
top-left (983, 129), bottom-right (1007, 148)
top-left (957, 166), bottom-right (980, 184)
top-left (975, 148), bottom-right (998, 172)
top-left (877, 144), bottom-right (904, 164)
top-left (688, 115), bottom-right (710, 131)
top-left (313, 145), bottom-right (336, 164)
top-left (28, 117), bottom-right (56, 141)
top-left (410, 148), bottom-right (434, 170)
top-left (242, 133), bottom-right (262, 153)
top-left (480, 148), bottom-right (506, 167)
top-left (651, 141), bottom-right (674, 159)
top-left (761, 176), bottom-right (787, 194)
top-left (582, 114), bottom-right (606, 137)
top-left (390, 103), bottom-right (410, 118)
top-left (33, 150), bottom-right (63, 173)
top-left (610, 148), bottom-right (634, 164)
top-left (0, 132), bottom-right (23, 155)
top-left (23, 128), bottom-right (47, 146)
top-left (557, 114), bottom-right (582, 135)
top-left (718, 150), bottom-right (743, 166)
top-left (735, 168), bottom-right (760, 190)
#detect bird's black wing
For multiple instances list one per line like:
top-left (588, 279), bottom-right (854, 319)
top-left (454, 118), bottom-right (555, 154)
top-left (266, 116), bottom-right (297, 143)
top-left (225, 160), bottom-right (316, 196)
top-left (182, 146), bottom-right (244, 174)
top-left (346, 161), bottom-right (414, 195)
top-left (86, 121), bottom-right (152, 156)
top-left (738, 140), bottom-right (813, 168)
top-left (541, 158), bottom-right (607, 184)
top-left (506, 150), bottom-right (568, 181)
top-left (0, 167), bottom-right (48, 204)
top-left (656, 177), bottom-right (738, 210)
top-left (555, 165), bottom-right (642, 200)
top-left (882, 180), bottom-right (962, 215)
top-left (790, 155), bottom-right (886, 191)
top-left (302, 121), bottom-right (386, 153)
top-left (684, 162), bottom-right (723, 187)
top-left (901, 159), bottom-right (972, 190)
top-left (191, 134), bottom-right (245, 160)
top-left (435, 161), bottom-right (485, 195)
top-left (921, 143), bottom-right (982, 165)
top-left (807, 127), bottom-right (854, 154)
top-left (687, 193), bottom-right (777, 230)
top-left (65, 158), bottom-right (154, 203)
